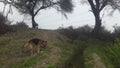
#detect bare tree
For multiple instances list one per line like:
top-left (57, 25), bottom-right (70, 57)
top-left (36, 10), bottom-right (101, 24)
top-left (13, 0), bottom-right (73, 28)
top-left (0, 0), bottom-right (14, 18)
top-left (81, 0), bottom-right (120, 35)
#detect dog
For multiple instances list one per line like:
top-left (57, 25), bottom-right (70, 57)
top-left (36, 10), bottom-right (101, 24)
top-left (23, 38), bottom-right (47, 56)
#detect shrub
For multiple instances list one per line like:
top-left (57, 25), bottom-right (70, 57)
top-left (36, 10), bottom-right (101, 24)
top-left (58, 25), bottom-right (93, 41)
top-left (112, 25), bottom-right (120, 38)
top-left (12, 21), bottom-right (28, 31)
top-left (104, 38), bottom-right (120, 68)
top-left (0, 13), bottom-right (12, 34)
top-left (58, 25), bottom-right (114, 42)
top-left (97, 26), bottom-right (114, 42)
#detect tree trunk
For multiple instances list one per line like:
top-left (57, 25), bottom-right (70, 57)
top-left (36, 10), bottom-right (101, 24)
top-left (92, 12), bottom-right (101, 35)
top-left (32, 16), bottom-right (38, 28)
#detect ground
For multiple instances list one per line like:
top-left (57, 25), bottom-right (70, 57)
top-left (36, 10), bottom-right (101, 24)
top-left (0, 29), bottom-right (111, 68)
top-left (86, 53), bottom-right (106, 68)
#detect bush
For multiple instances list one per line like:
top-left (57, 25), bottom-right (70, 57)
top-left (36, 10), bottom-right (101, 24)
top-left (0, 13), bottom-right (28, 34)
top-left (112, 25), bottom-right (120, 38)
top-left (58, 25), bottom-right (93, 41)
top-left (0, 13), bottom-right (12, 34)
top-left (104, 38), bottom-right (120, 68)
top-left (58, 25), bottom-right (114, 42)
top-left (12, 21), bottom-right (28, 31)
top-left (97, 26), bottom-right (114, 42)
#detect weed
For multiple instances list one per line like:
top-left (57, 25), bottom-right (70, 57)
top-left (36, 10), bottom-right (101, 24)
top-left (47, 65), bottom-right (56, 68)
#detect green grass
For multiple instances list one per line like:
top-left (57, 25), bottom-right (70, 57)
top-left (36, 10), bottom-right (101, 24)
top-left (1, 29), bottom-right (120, 68)
top-left (103, 38), bottom-right (120, 68)
top-left (47, 65), bottom-right (56, 68)
top-left (83, 39), bottom-right (115, 68)
top-left (21, 57), bottom-right (38, 67)
top-left (11, 57), bottom-right (39, 68)
top-left (54, 39), bottom-right (76, 67)
top-left (55, 39), bottom-right (87, 68)
top-left (0, 29), bottom-right (44, 68)
top-left (12, 45), bottom-right (52, 68)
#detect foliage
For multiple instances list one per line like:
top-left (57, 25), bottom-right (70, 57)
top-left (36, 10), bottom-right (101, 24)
top-left (80, 0), bottom-right (120, 34)
top-left (47, 65), bottom-right (56, 68)
top-left (58, 25), bottom-right (114, 42)
top-left (104, 38), bottom-right (120, 68)
top-left (83, 40), bottom-right (114, 68)
top-left (97, 26), bottom-right (114, 42)
top-left (58, 25), bottom-right (92, 41)
top-left (0, 13), bottom-right (12, 34)
top-left (12, 21), bottom-right (29, 31)
top-left (13, 0), bottom-right (73, 28)
top-left (112, 25), bottom-right (120, 38)
top-left (54, 39), bottom-right (77, 68)
top-left (14, 0), bottom-right (73, 14)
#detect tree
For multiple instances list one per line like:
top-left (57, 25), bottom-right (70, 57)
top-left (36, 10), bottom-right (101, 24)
top-left (109, 0), bottom-right (120, 12)
top-left (81, 0), bottom-right (120, 35)
top-left (0, 0), bottom-right (13, 18)
top-left (13, 0), bottom-right (73, 28)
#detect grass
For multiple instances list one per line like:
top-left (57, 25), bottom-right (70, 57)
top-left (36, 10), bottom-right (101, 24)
top-left (103, 38), bottom-right (120, 68)
top-left (50, 34), bottom-right (120, 68)
top-left (21, 57), bottom-right (38, 67)
top-left (1, 29), bottom-right (120, 68)
top-left (11, 57), bottom-right (39, 68)
top-left (0, 29), bottom-right (45, 68)
top-left (55, 39), bottom-right (88, 68)
top-left (47, 65), bottom-right (56, 68)
top-left (54, 39), bottom-right (76, 68)
top-left (83, 39), bottom-right (114, 68)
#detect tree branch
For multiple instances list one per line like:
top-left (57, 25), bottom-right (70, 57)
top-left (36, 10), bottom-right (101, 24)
top-left (100, 0), bottom-right (109, 11)
top-left (27, 0), bottom-right (38, 17)
top-left (34, 2), bottom-right (57, 17)
top-left (88, 0), bottom-right (96, 12)
top-left (95, 0), bottom-right (100, 10)
top-left (32, 0), bottom-right (38, 10)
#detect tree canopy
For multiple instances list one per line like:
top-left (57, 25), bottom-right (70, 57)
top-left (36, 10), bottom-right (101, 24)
top-left (81, 0), bottom-right (120, 35)
top-left (12, 0), bottom-right (73, 28)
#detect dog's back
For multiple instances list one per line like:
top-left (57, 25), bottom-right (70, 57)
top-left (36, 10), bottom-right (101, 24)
top-left (29, 38), bottom-right (42, 45)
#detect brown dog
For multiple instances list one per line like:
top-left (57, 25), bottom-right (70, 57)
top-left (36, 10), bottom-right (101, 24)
top-left (24, 38), bottom-right (47, 56)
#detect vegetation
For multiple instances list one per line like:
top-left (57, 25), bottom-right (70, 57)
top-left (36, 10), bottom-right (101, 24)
top-left (104, 38), bottom-right (120, 68)
top-left (13, 0), bottom-right (73, 28)
top-left (0, 13), bottom-right (12, 34)
top-left (11, 21), bottom-right (29, 31)
top-left (57, 25), bottom-right (120, 68)
top-left (0, 24), bottom-right (120, 68)
top-left (1, 0), bottom-right (120, 68)
top-left (81, 0), bottom-right (120, 34)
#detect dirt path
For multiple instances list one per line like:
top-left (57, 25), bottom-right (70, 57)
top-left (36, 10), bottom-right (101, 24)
top-left (87, 53), bottom-right (106, 68)
top-left (34, 31), bottom-right (61, 68)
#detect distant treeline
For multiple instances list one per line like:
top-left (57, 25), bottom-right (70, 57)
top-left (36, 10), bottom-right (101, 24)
top-left (58, 25), bottom-right (120, 42)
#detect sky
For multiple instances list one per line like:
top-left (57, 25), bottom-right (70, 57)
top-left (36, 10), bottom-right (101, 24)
top-left (1, 0), bottom-right (120, 31)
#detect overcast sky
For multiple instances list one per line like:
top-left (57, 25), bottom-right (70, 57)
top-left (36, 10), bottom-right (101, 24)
top-left (1, 0), bottom-right (120, 31)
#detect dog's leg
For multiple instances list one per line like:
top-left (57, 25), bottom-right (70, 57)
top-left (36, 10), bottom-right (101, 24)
top-left (38, 46), bottom-right (40, 53)
top-left (30, 49), bottom-right (33, 56)
top-left (29, 44), bottom-right (34, 56)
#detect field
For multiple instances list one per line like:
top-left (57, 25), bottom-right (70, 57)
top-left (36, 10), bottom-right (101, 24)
top-left (0, 29), bottom-right (120, 68)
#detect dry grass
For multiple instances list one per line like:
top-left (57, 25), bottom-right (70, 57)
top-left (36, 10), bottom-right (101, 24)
top-left (0, 29), bottom-right (64, 68)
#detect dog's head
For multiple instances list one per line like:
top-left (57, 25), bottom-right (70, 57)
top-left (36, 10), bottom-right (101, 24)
top-left (41, 40), bottom-right (47, 48)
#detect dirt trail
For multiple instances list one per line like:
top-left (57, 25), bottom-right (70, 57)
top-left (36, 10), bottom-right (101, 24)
top-left (35, 30), bottom-right (61, 68)
top-left (88, 53), bottom-right (106, 68)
